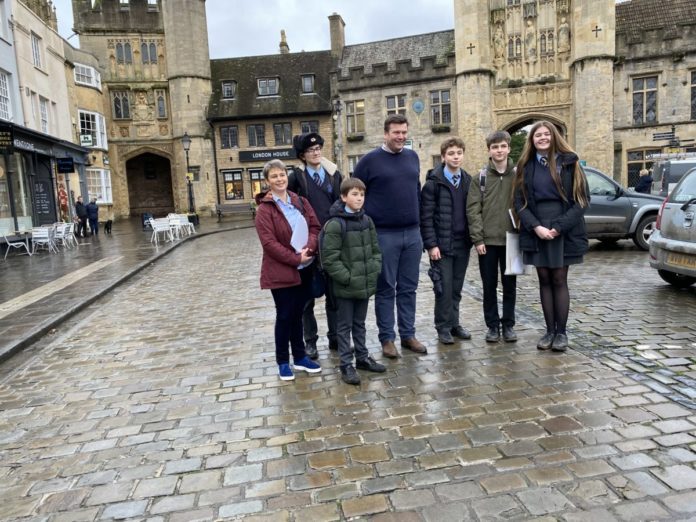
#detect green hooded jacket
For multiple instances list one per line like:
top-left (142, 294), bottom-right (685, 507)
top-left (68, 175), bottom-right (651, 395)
top-left (320, 200), bottom-right (382, 299)
top-left (466, 159), bottom-right (516, 247)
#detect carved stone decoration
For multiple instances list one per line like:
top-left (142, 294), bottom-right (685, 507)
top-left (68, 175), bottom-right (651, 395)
top-left (556, 0), bottom-right (569, 14)
top-left (493, 24), bottom-right (506, 65)
top-left (119, 126), bottom-right (130, 137)
top-left (493, 83), bottom-right (572, 110)
top-left (557, 17), bottom-right (570, 53)
top-left (134, 91), bottom-right (154, 122)
top-left (523, 0), bottom-right (537, 19)
top-left (159, 124), bottom-right (169, 136)
top-left (491, 8), bottom-right (505, 26)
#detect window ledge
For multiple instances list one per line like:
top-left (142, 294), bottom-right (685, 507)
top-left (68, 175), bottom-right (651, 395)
top-left (346, 134), bottom-right (365, 142)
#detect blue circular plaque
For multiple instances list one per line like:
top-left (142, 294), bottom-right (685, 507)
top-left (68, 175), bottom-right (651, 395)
top-left (412, 99), bottom-right (425, 114)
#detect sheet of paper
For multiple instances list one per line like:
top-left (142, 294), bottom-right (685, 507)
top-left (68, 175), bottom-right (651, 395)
top-left (290, 224), bottom-right (308, 253)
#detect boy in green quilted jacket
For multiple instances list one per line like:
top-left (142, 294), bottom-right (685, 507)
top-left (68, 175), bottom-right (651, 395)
top-left (321, 178), bottom-right (385, 385)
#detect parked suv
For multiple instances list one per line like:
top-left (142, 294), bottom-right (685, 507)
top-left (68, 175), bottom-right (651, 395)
top-left (583, 166), bottom-right (663, 250)
top-left (648, 167), bottom-right (696, 288)
top-left (651, 156), bottom-right (696, 196)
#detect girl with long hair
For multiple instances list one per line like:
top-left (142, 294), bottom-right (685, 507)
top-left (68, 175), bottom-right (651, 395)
top-left (512, 121), bottom-right (589, 352)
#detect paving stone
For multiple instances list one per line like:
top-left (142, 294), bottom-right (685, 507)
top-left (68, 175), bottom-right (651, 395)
top-left (422, 501), bottom-right (473, 522)
top-left (608, 471), bottom-right (668, 499)
top-left (389, 439), bottom-right (430, 458)
top-left (169, 508), bottom-right (216, 522)
top-left (307, 450), bottom-right (347, 470)
top-left (149, 493), bottom-right (196, 514)
top-left (562, 508), bottom-right (619, 522)
top-left (245, 479), bottom-right (286, 498)
top-left (288, 471), bottom-right (332, 491)
top-left (178, 470), bottom-right (222, 493)
top-left (471, 494), bottom-right (524, 519)
top-left (663, 490), bottom-right (696, 512)
top-left (218, 500), bottom-right (264, 518)
top-left (610, 453), bottom-right (659, 471)
top-left (163, 458), bottom-right (203, 475)
top-left (390, 489), bottom-right (437, 510)
top-left (563, 479), bottom-right (620, 506)
top-left (480, 472), bottom-right (527, 494)
top-left (35, 488), bottom-right (89, 514)
top-left (371, 513), bottom-right (423, 522)
top-left (100, 500), bottom-right (148, 520)
top-left (434, 480), bottom-right (483, 501)
top-left (613, 500), bottom-right (669, 521)
top-left (85, 481), bottom-right (134, 505)
top-left (651, 464), bottom-right (696, 490)
top-left (516, 486), bottom-right (575, 515)
top-left (291, 503), bottom-right (340, 521)
top-left (341, 494), bottom-right (389, 518)
top-left (132, 476), bottom-right (178, 498)
top-left (247, 446), bottom-right (283, 462)
top-left (362, 476), bottom-right (407, 495)
top-left (376, 459), bottom-right (416, 476)
top-left (197, 487), bottom-right (242, 507)
top-left (525, 467), bottom-right (573, 485)
top-left (349, 444), bottom-right (390, 463)
top-left (223, 463), bottom-right (262, 486)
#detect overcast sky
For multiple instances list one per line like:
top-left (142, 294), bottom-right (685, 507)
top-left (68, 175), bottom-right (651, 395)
top-left (52, 0), bottom-right (455, 58)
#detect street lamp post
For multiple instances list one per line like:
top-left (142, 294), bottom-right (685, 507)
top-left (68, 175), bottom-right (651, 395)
top-left (181, 131), bottom-right (194, 214)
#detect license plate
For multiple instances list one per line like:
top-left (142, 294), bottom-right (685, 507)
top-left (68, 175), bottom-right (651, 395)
top-left (667, 252), bottom-right (696, 270)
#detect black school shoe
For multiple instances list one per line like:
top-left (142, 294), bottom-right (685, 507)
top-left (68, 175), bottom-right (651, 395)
top-left (552, 333), bottom-right (568, 352)
top-left (356, 356), bottom-right (386, 373)
top-left (537, 332), bottom-right (555, 350)
top-left (341, 365), bottom-right (361, 385)
top-left (438, 331), bottom-right (455, 345)
top-left (502, 326), bottom-right (518, 343)
top-left (485, 326), bottom-right (500, 343)
top-left (451, 326), bottom-right (472, 340)
top-left (305, 341), bottom-right (318, 360)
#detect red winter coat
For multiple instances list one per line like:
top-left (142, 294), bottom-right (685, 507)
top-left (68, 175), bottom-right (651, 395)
top-left (254, 190), bottom-right (321, 289)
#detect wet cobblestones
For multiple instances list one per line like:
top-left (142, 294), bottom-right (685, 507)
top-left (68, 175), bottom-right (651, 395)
top-left (0, 231), bottom-right (695, 520)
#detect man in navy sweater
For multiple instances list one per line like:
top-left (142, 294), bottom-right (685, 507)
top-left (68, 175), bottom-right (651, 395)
top-left (354, 114), bottom-right (427, 358)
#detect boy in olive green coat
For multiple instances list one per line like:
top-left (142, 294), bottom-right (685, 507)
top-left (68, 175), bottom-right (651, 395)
top-left (321, 178), bottom-right (385, 385)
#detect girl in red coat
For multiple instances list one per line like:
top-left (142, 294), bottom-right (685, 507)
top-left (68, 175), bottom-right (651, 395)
top-left (254, 159), bottom-right (322, 381)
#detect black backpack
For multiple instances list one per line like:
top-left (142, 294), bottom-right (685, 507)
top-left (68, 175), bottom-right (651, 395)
top-left (317, 217), bottom-right (347, 272)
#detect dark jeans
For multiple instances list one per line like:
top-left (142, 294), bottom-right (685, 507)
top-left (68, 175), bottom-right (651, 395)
top-left (336, 297), bottom-right (369, 368)
top-left (89, 218), bottom-right (98, 235)
top-left (478, 245), bottom-right (516, 328)
top-left (375, 226), bottom-right (422, 343)
top-left (77, 217), bottom-right (87, 237)
top-left (302, 278), bottom-right (338, 345)
top-left (434, 239), bottom-right (471, 334)
top-left (270, 267), bottom-right (312, 365)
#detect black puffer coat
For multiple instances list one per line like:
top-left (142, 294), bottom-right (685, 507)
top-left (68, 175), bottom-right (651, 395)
top-left (513, 152), bottom-right (590, 257)
top-left (420, 164), bottom-right (472, 256)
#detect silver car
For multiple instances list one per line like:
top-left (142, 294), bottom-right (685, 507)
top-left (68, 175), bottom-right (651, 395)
top-left (583, 167), bottom-right (663, 250)
top-left (649, 167), bottom-right (696, 288)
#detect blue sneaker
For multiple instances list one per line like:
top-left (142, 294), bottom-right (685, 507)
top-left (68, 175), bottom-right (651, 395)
top-left (278, 363), bottom-right (295, 381)
top-left (294, 356), bottom-right (322, 373)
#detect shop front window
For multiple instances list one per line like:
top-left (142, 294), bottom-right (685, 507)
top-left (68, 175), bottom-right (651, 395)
top-left (223, 170), bottom-right (244, 200)
top-left (0, 154), bottom-right (34, 232)
top-left (250, 169), bottom-right (266, 197)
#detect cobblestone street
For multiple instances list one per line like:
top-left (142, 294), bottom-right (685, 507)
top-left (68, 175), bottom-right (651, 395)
top-left (1, 229), bottom-right (695, 521)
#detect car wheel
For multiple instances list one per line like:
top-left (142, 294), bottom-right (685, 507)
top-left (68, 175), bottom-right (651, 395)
top-left (632, 214), bottom-right (656, 250)
top-left (658, 269), bottom-right (696, 288)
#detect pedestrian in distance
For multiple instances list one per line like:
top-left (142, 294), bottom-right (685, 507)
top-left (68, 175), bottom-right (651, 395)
top-left (86, 197), bottom-right (99, 236)
top-left (288, 132), bottom-right (343, 359)
top-left (320, 177), bottom-right (385, 385)
top-left (420, 137), bottom-right (474, 345)
top-left (354, 114), bottom-right (427, 358)
top-left (74, 196), bottom-right (88, 238)
top-left (512, 121), bottom-right (590, 352)
top-left (634, 167), bottom-right (653, 194)
top-left (466, 130), bottom-right (518, 343)
top-left (254, 159), bottom-right (323, 381)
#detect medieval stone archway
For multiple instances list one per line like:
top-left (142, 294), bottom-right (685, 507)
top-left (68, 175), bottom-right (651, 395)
top-left (125, 152), bottom-right (174, 217)
top-left (502, 113), bottom-right (567, 138)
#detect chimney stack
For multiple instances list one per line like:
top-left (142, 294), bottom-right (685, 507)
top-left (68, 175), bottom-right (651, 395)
top-left (279, 29), bottom-right (290, 54)
top-left (328, 13), bottom-right (345, 58)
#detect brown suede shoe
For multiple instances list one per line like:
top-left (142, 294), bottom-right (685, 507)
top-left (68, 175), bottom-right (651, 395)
top-left (401, 338), bottom-right (427, 354)
top-left (381, 340), bottom-right (399, 359)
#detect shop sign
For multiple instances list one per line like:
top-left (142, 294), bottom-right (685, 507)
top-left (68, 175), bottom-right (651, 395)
top-left (57, 157), bottom-right (75, 173)
top-left (13, 138), bottom-right (52, 155)
top-left (0, 123), bottom-right (13, 154)
top-left (239, 148), bottom-right (296, 162)
top-left (80, 134), bottom-right (93, 147)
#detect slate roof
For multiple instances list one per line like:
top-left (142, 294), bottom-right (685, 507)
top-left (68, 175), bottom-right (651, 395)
top-left (208, 51), bottom-right (335, 121)
top-left (616, 0), bottom-right (696, 34)
top-left (339, 30), bottom-right (455, 77)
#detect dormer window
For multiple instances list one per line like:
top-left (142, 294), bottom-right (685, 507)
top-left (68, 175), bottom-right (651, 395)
top-left (258, 78), bottom-right (279, 96)
top-left (301, 75), bottom-right (315, 94)
top-left (222, 81), bottom-right (236, 99)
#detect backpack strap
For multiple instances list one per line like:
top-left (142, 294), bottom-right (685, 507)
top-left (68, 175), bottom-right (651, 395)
top-left (479, 167), bottom-right (488, 203)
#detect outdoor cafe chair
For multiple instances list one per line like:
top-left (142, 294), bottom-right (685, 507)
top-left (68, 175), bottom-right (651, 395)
top-left (31, 227), bottom-right (59, 254)
top-left (3, 234), bottom-right (32, 260)
top-left (149, 218), bottom-right (173, 245)
top-left (168, 213), bottom-right (195, 238)
top-left (54, 223), bottom-right (73, 249)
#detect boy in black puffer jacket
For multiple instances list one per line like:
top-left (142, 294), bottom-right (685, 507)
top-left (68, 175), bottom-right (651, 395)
top-left (420, 137), bottom-right (473, 345)
top-left (321, 178), bottom-right (385, 385)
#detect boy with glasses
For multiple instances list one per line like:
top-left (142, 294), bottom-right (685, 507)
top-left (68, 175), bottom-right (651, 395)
top-left (288, 132), bottom-right (343, 358)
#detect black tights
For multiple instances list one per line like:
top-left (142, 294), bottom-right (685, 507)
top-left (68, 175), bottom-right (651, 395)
top-left (536, 266), bottom-right (570, 334)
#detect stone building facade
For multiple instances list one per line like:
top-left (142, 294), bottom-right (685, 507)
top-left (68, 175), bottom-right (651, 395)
top-left (72, 0), bottom-right (215, 219)
top-left (207, 45), bottom-right (335, 202)
top-left (612, 0), bottom-right (696, 186)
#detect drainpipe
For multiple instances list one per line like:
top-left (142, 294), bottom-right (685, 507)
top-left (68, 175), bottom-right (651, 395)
top-left (208, 120), bottom-right (220, 206)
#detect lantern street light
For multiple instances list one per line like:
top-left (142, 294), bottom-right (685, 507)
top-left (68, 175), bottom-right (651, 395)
top-left (182, 131), bottom-right (194, 214)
